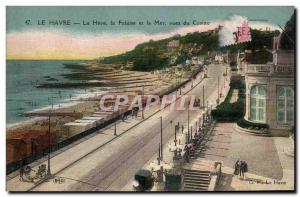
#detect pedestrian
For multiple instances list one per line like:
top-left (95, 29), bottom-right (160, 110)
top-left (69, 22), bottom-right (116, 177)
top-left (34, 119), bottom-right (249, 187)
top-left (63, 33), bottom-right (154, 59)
top-left (181, 125), bottom-right (184, 134)
top-left (242, 161), bottom-right (248, 179)
top-left (133, 107), bottom-right (138, 119)
top-left (19, 166), bottom-right (24, 181)
top-left (240, 160), bottom-right (245, 179)
top-left (175, 124), bottom-right (179, 133)
top-left (184, 145), bottom-right (190, 163)
top-left (233, 160), bottom-right (240, 176)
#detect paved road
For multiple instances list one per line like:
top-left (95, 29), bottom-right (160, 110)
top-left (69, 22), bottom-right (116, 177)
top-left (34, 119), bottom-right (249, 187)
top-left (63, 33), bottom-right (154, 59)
top-left (197, 123), bottom-right (283, 179)
top-left (9, 64), bottom-right (227, 191)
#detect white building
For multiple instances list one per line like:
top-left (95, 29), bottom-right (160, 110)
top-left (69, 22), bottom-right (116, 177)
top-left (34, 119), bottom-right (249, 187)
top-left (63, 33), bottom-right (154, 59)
top-left (244, 33), bottom-right (294, 136)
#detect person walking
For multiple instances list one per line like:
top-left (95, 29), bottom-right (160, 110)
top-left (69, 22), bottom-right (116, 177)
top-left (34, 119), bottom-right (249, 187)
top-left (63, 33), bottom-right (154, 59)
top-left (19, 165), bottom-right (24, 181)
top-left (175, 124), bottom-right (179, 133)
top-left (240, 160), bottom-right (246, 179)
top-left (233, 160), bottom-right (240, 176)
top-left (243, 161), bottom-right (248, 179)
top-left (184, 144), bottom-right (190, 163)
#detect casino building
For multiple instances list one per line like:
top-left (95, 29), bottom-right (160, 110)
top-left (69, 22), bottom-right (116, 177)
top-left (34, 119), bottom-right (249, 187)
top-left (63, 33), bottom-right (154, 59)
top-left (243, 33), bottom-right (295, 136)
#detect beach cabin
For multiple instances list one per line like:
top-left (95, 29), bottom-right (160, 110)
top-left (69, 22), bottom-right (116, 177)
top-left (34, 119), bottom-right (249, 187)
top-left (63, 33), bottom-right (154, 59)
top-left (64, 121), bottom-right (94, 138)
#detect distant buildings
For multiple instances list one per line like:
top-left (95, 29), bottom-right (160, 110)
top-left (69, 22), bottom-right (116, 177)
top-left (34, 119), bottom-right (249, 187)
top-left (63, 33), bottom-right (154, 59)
top-left (184, 56), bottom-right (204, 68)
top-left (214, 53), bottom-right (224, 64)
top-left (167, 40), bottom-right (180, 48)
top-left (243, 33), bottom-right (294, 136)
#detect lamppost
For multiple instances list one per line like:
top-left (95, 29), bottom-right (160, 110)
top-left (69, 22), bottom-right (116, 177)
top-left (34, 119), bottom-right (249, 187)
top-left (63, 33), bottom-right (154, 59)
top-left (217, 76), bottom-right (220, 104)
top-left (179, 74), bottom-right (182, 95)
top-left (47, 107), bottom-right (51, 177)
top-left (187, 108), bottom-right (190, 143)
top-left (141, 85), bottom-right (144, 119)
top-left (174, 128), bottom-right (177, 146)
top-left (202, 85), bottom-right (205, 109)
top-left (158, 143), bottom-right (161, 165)
top-left (160, 116), bottom-right (163, 160)
top-left (185, 133), bottom-right (188, 144)
top-left (190, 126), bottom-right (193, 142)
top-left (47, 96), bottom-right (56, 177)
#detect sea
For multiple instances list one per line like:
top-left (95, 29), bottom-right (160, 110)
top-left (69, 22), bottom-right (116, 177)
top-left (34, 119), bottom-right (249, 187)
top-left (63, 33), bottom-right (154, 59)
top-left (6, 60), bottom-right (88, 125)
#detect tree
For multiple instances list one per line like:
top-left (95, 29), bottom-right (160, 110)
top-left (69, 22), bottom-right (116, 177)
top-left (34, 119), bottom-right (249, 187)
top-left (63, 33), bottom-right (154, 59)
top-left (280, 12), bottom-right (295, 50)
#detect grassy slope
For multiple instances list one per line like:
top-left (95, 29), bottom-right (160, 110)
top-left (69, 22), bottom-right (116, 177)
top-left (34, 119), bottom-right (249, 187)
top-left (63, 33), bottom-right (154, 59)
top-left (99, 29), bottom-right (275, 71)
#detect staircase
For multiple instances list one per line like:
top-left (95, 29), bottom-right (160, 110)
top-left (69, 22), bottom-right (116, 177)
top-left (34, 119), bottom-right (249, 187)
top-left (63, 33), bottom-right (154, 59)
top-left (181, 122), bottom-right (217, 191)
top-left (183, 169), bottom-right (211, 191)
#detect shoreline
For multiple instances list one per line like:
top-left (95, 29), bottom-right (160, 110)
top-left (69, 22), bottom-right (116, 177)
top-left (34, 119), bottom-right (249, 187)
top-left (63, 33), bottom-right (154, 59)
top-left (6, 88), bottom-right (107, 130)
top-left (6, 61), bottom-right (199, 139)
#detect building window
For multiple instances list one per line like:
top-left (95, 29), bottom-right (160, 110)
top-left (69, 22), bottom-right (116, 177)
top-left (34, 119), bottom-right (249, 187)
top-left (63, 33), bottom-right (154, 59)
top-left (277, 87), bottom-right (294, 124)
top-left (250, 85), bottom-right (266, 122)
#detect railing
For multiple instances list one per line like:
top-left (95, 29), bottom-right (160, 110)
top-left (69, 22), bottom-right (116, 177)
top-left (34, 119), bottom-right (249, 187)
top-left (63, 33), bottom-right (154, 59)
top-left (246, 64), bottom-right (294, 74)
top-left (6, 111), bottom-right (130, 175)
top-left (275, 65), bottom-right (294, 74)
top-left (246, 64), bottom-right (270, 73)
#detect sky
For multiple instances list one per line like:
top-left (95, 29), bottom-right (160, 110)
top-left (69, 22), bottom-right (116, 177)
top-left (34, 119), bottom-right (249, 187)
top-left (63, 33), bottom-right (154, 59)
top-left (6, 6), bottom-right (294, 60)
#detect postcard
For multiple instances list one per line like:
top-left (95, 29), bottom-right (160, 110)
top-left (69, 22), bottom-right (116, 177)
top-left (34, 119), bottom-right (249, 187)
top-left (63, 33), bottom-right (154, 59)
top-left (6, 6), bottom-right (295, 192)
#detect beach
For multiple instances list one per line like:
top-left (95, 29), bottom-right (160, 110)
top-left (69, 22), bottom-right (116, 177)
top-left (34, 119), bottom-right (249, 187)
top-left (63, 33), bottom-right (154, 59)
top-left (6, 60), bottom-right (202, 165)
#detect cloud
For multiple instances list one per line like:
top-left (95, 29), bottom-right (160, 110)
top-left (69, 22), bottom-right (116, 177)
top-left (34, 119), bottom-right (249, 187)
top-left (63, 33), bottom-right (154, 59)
top-left (219, 15), bottom-right (249, 46)
top-left (6, 23), bottom-right (219, 60)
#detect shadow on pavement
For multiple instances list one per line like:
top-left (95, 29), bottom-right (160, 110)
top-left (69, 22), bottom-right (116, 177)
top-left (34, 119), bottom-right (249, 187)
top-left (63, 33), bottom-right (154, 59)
top-left (215, 172), bottom-right (235, 191)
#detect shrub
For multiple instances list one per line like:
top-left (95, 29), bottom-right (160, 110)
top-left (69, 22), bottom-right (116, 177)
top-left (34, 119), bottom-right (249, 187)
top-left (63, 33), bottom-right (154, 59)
top-left (211, 100), bottom-right (244, 122)
top-left (211, 78), bottom-right (245, 122)
top-left (230, 78), bottom-right (245, 89)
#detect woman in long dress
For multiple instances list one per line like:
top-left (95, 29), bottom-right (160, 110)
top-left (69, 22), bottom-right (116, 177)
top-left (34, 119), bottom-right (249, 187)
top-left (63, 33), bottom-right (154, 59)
top-left (234, 160), bottom-right (240, 176)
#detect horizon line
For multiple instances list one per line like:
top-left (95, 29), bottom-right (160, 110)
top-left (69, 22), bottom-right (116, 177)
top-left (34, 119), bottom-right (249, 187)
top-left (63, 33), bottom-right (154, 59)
top-left (6, 58), bottom-right (94, 61)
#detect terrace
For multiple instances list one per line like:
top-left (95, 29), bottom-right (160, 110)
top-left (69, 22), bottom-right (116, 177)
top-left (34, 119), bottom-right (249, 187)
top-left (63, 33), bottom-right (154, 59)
top-left (245, 64), bottom-right (294, 75)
